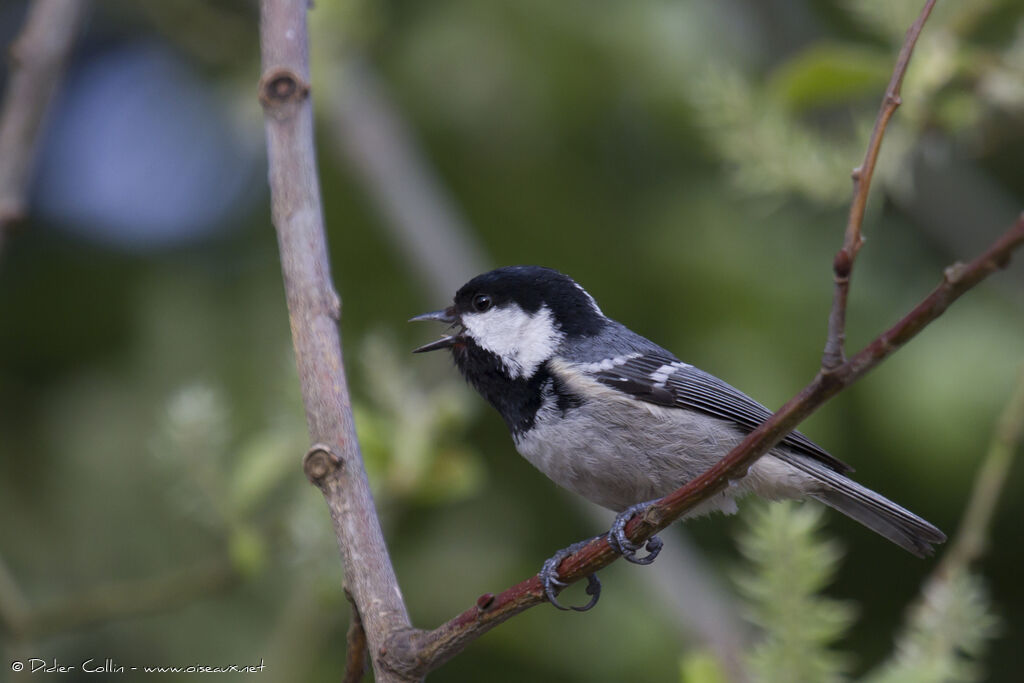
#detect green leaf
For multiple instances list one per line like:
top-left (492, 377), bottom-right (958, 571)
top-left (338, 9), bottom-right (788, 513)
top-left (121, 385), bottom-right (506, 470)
top-left (767, 43), bottom-right (893, 111)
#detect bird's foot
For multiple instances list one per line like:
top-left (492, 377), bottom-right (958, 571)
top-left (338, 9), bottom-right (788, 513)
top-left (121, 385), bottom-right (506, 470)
top-left (608, 500), bottom-right (663, 565)
top-left (539, 537), bottom-right (603, 612)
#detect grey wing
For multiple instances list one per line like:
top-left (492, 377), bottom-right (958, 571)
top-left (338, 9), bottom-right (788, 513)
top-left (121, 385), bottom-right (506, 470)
top-left (592, 353), bottom-right (852, 474)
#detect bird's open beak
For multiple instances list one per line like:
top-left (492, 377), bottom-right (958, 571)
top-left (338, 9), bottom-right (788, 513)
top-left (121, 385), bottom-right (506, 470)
top-left (410, 307), bottom-right (460, 353)
top-left (409, 308), bottom-right (457, 324)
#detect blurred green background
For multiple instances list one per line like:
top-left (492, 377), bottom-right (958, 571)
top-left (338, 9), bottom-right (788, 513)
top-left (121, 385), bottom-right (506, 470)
top-left (1, 0), bottom-right (1023, 681)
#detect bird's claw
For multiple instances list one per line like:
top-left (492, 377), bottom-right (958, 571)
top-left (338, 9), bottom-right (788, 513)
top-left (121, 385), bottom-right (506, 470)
top-left (539, 538), bottom-right (603, 611)
top-left (538, 501), bottom-right (665, 611)
top-left (608, 500), bottom-right (664, 565)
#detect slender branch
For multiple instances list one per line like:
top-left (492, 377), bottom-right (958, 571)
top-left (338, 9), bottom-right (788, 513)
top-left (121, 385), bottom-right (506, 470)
top-left (0, 0), bottom-right (89, 252)
top-left (257, 3), bottom-right (414, 681)
top-left (822, 0), bottom-right (937, 369)
top-left (385, 215), bottom-right (1024, 677)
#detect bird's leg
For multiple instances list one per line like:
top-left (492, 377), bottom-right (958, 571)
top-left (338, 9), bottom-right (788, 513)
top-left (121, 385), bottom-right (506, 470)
top-left (608, 500), bottom-right (663, 565)
top-left (539, 536), bottom-right (603, 611)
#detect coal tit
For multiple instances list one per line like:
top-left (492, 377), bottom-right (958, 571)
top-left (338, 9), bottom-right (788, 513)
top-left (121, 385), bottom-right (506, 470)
top-left (412, 265), bottom-right (945, 610)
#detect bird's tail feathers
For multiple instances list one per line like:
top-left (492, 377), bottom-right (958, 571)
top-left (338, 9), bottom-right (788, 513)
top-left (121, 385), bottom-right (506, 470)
top-left (779, 453), bottom-right (946, 557)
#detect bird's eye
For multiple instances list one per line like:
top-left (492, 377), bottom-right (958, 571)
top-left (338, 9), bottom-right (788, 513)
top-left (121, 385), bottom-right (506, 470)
top-left (472, 294), bottom-right (493, 312)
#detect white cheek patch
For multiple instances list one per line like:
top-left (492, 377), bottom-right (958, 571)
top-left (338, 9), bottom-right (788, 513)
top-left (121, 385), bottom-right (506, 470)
top-left (462, 304), bottom-right (564, 378)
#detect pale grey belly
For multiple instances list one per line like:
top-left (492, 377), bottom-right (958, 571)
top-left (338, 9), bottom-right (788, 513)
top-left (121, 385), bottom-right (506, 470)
top-left (513, 399), bottom-right (817, 513)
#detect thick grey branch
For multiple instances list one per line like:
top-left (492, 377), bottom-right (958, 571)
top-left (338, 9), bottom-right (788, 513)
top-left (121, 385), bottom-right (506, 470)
top-left (257, 2), bottom-right (414, 681)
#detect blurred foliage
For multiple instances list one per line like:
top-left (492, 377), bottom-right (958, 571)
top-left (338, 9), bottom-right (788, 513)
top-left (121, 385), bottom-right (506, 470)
top-left (735, 502), bottom-right (856, 683)
top-left (679, 649), bottom-right (731, 683)
top-left (703, 502), bottom-right (999, 683)
top-left (864, 568), bottom-right (999, 683)
top-left (354, 332), bottom-right (484, 504)
top-left (1, 0), bottom-right (1023, 681)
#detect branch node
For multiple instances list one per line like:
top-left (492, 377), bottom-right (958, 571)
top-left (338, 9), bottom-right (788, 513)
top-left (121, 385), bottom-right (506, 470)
top-left (943, 261), bottom-right (967, 284)
top-left (833, 249), bottom-right (853, 280)
top-left (851, 166), bottom-right (863, 181)
top-left (258, 68), bottom-right (310, 111)
top-left (643, 504), bottom-right (666, 526)
top-left (303, 443), bottom-right (341, 484)
top-left (475, 593), bottom-right (495, 611)
top-left (886, 93), bottom-right (903, 108)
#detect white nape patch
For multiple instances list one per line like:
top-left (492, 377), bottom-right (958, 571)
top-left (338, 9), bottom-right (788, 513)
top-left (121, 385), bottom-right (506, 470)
top-left (650, 361), bottom-right (690, 387)
top-left (580, 353), bottom-right (641, 373)
top-left (461, 303), bottom-right (563, 378)
top-left (574, 281), bottom-right (603, 316)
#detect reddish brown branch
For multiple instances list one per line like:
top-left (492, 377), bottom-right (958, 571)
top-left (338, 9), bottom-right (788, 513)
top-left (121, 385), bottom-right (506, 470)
top-left (257, 2), bottom-right (414, 681)
top-left (386, 214), bottom-right (1024, 677)
top-left (0, 0), bottom-right (88, 251)
top-left (822, 0), bottom-right (937, 369)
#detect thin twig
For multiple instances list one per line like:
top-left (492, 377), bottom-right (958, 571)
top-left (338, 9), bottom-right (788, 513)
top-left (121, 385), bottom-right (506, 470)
top-left (822, 0), bottom-right (938, 369)
top-left (386, 215), bottom-right (1024, 677)
top-left (0, 0), bottom-right (89, 252)
top-left (257, 2), bottom-right (415, 681)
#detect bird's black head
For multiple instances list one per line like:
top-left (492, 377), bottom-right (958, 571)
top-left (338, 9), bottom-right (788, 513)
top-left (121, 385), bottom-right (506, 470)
top-left (411, 266), bottom-right (605, 433)
top-left (411, 266), bottom-right (606, 376)
top-left (454, 265), bottom-right (605, 336)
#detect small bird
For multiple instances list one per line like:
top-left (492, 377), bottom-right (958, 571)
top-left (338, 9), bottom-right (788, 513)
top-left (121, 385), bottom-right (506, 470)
top-left (412, 265), bottom-right (945, 610)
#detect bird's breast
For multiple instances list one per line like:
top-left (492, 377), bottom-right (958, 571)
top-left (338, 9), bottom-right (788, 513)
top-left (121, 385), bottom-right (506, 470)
top-left (514, 363), bottom-right (749, 511)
